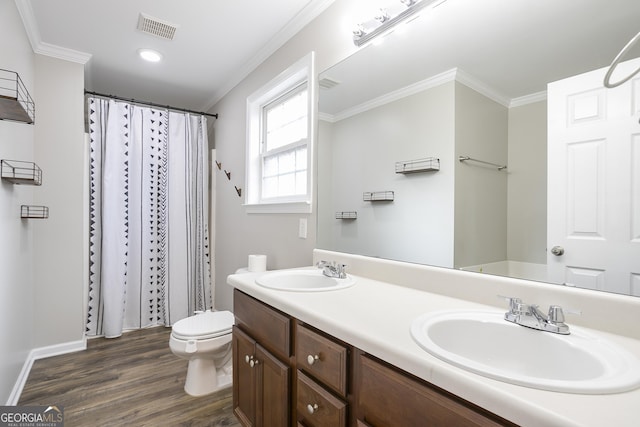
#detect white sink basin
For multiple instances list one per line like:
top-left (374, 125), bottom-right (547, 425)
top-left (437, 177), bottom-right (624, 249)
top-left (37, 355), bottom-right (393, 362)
top-left (255, 269), bottom-right (356, 292)
top-left (410, 310), bottom-right (640, 394)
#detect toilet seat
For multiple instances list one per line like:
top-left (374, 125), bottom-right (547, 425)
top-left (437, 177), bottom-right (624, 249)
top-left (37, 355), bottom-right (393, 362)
top-left (171, 310), bottom-right (234, 340)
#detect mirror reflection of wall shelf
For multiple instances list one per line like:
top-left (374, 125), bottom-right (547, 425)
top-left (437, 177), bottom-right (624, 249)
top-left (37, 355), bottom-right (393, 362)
top-left (0, 69), bottom-right (35, 124)
top-left (458, 156), bottom-right (507, 171)
top-left (395, 157), bottom-right (440, 174)
top-left (335, 211), bottom-right (357, 220)
top-left (1, 160), bottom-right (43, 185)
top-left (363, 191), bottom-right (395, 202)
top-left (21, 205), bottom-right (49, 219)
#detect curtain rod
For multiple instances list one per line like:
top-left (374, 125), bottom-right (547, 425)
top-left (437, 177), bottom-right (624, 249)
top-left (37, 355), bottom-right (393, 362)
top-left (84, 90), bottom-right (218, 119)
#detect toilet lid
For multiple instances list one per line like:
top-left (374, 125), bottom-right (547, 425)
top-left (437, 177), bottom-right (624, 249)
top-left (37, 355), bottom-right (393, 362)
top-left (172, 310), bottom-right (234, 340)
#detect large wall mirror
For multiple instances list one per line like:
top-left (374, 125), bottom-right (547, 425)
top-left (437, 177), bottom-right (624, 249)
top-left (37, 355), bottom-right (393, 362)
top-left (317, 0), bottom-right (640, 296)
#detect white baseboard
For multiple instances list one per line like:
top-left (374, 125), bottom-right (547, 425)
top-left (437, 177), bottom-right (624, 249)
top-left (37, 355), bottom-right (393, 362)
top-left (6, 338), bottom-right (87, 405)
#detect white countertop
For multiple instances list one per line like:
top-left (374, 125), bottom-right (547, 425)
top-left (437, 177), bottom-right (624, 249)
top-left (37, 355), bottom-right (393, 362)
top-left (227, 260), bottom-right (640, 427)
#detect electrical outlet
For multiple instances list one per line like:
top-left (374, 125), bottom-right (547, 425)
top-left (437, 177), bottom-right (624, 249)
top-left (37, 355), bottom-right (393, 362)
top-left (298, 218), bottom-right (307, 239)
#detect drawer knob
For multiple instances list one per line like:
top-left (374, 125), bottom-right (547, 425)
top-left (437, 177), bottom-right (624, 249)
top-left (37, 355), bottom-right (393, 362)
top-left (306, 403), bottom-right (319, 415)
top-left (307, 354), bottom-right (320, 365)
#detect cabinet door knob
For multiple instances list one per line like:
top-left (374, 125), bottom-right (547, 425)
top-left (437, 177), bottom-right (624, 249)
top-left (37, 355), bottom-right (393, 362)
top-left (306, 403), bottom-right (319, 414)
top-left (245, 354), bottom-right (252, 364)
top-left (307, 354), bottom-right (319, 365)
top-left (249, 358), bottom-right (259, 368)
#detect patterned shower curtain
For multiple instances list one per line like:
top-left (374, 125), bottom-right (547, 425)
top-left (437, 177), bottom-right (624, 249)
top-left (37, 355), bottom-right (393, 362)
top-left (86, 97), bottom-right (212, 338)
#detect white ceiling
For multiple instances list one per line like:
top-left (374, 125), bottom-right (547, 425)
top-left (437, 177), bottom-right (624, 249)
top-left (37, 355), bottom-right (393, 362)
top-left (18, 0), bottom-right (335, 111)
top-left (16, 0), bottom-right (640, 116)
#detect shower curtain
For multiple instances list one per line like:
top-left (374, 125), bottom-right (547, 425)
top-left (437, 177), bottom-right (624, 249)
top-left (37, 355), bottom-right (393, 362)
top-left (86, 97), bottom-right (212, 338)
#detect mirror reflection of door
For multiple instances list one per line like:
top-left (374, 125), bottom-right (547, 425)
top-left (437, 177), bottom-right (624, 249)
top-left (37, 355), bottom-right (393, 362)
top-left (547, 57), bottom-right (640, 296)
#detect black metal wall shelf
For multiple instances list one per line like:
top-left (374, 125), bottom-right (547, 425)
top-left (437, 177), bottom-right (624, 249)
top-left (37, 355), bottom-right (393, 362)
top-left (363, 191), bottom-right (394, 202)
top-left (0, 69), bottom-right (35, 124)
top-left (1, 160), bottom-right (42, 185)
top-left (336, 211), bottom-right (357, 220)
top-left (395, 157), bottom-right (440, 174)
top-left (21, 205), bottom-right (49, 219)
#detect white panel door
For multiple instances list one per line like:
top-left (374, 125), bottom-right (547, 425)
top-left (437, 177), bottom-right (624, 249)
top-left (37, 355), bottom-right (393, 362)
top-left (547, 57), bottom-right (640, 295)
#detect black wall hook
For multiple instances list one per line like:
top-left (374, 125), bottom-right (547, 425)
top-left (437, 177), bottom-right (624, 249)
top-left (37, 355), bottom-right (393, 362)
top-left (224, 170), bottom-right (231, 180)
top-left (235, 186), bottom-right (242, 197)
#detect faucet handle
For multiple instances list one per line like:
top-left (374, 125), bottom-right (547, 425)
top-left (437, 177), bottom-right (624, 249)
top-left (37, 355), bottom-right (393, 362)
top-left (548, 305), bottom-right (565, 324)
top-left (498, 295), bottom-right (524, 313)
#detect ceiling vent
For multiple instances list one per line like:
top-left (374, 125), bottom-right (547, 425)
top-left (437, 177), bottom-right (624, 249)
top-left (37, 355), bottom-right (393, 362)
top-left (319, 77), bottom-right (340, 90)
top-left (137, 13), bottom-right (178, 40)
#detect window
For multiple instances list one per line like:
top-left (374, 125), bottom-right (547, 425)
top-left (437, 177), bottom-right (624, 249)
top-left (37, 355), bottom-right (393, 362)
top-left (245, 53), bottom-right (315, 213)
top-left (262, 84), bottom-right (308, 200)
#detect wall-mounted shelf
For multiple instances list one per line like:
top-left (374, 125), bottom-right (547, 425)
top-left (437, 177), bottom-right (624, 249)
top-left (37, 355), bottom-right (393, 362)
top-left (0, 69), bottom-right (35, 124)
top-left (1, 160), bottom-right (42, 185)
top-left (21, 205), bottom-right (49, 219)
top-left (395, 157), bottom-right (440, 174)
top-left (335, 211), bottom-right (357, 220)
top-left (363, 191), bottom-right (394, 202)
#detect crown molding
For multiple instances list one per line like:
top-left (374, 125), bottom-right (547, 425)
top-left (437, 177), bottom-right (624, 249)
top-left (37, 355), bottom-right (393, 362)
top-left (34, 42), bottom-right (92, 65)
top-left (14, 0), bottom-right (92, 64)
top-left (325, 68), bottom-right (548, 122)
top-left (202, 0), bottom-right (337, 111)
top-left (454, 69), bottom-right (510, 107)
top-left (331, 68), bottom-right (459, 122)
top-left (510, 90), bottom-right (547, 108)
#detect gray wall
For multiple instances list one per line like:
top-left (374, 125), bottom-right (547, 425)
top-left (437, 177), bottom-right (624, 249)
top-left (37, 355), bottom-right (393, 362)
top-left (507, 100), bottom-right (547, 264)
top-left (454, 82), bottom-right (509, 268)
top-left (0, 0), bottom-right (36, 404)
top-left (1, 1), bottom-right (86, 403)
top-left (318, 82), bottom-right (456, 267)
top-left (33, 55), bottom-right (86, 348)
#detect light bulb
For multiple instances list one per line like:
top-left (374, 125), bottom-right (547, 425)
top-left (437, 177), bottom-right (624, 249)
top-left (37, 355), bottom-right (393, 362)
top-left (138, 48), bottom-right (163, 63)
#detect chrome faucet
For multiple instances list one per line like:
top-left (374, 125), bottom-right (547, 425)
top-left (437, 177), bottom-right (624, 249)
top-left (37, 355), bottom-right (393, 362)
top-left (503, 297), bottom-right (570, 335)
top-left (316, 260), bottom-right (348, 279)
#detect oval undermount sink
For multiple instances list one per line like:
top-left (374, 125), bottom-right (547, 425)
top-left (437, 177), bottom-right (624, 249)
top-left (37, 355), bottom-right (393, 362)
top-left (255, 269), bottom-right (356, 292)
top-left (410, 310), bottom-right (640, 394)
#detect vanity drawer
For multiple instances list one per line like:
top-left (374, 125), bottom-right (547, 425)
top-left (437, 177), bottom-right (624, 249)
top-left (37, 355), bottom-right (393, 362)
top-left (296, 322), bottom-right (348, 397)
top-left (233, 289), bottom-right (291, 360)
top-left (296, 371), bottom-right (346, 427)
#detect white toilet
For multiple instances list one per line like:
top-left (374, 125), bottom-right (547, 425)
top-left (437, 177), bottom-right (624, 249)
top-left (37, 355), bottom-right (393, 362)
top-left (169, 310), bottom-right (234, 396)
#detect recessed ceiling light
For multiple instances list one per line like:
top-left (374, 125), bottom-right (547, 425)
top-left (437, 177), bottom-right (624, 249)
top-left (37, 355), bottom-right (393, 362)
top-left (138, 48), bottom-right (163, 63)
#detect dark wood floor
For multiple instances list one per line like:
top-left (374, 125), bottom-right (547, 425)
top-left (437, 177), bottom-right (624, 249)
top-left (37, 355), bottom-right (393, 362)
top-left (19, 326), bottom-right (241, 427)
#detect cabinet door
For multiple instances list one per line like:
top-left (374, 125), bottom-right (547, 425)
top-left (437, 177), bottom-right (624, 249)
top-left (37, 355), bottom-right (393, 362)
top-left (234, 289), bottom-right (291, 360)
top-left (356, 353), bottom-right (515, 427)
top-left (233, 326), bottom-right (257, 427)
top-left (256, 343), bottom-right (290, 427)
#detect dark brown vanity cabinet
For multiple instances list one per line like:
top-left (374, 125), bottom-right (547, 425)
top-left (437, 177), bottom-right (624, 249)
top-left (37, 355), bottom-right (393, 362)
top-left (233, 289), bottom-right (516, 427)
top-left (233, 291), bottom-right (291, 427)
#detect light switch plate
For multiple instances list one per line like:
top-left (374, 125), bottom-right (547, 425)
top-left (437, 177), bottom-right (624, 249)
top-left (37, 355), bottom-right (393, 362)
top-left (299, 218), bottom-right (307, 239)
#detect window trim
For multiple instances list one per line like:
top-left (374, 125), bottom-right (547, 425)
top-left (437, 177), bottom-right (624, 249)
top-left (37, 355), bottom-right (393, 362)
top-left (245, 52), bottom-right (316, 214)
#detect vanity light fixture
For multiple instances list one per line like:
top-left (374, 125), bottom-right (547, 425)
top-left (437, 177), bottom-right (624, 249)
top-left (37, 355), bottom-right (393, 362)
top-left (352, 0), bottom-right (446, 47)
top-left (138, 48), bottom-right (163, 63)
